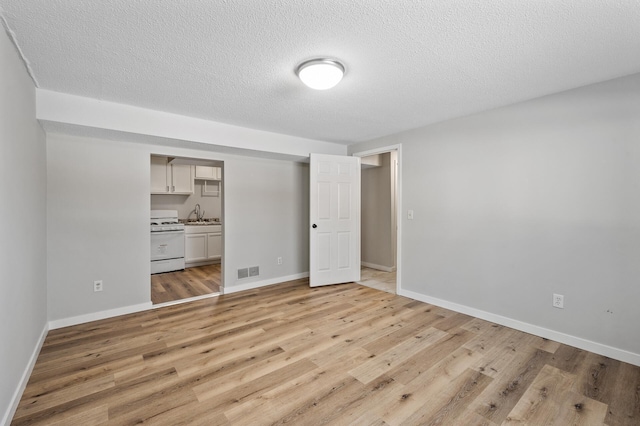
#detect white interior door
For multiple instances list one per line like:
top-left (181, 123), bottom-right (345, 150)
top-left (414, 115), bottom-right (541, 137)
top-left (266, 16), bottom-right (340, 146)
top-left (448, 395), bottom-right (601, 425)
top-left (309, 153), bottom-right (361, 287)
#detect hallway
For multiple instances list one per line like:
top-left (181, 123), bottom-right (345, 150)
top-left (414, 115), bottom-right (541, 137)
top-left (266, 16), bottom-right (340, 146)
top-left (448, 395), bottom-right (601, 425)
top-left (358, 266), bottom-right (396, 294)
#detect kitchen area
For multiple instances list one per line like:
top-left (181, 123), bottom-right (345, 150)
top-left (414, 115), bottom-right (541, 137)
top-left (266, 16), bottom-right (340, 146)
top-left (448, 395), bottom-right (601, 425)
top-left (150, 155), bottom-right (224, 305)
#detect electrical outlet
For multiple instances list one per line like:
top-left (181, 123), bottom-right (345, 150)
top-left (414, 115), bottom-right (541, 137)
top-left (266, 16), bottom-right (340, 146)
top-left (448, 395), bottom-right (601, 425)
top-left (553, 293), bottom-right (564, 309)
top-left (249, 266), bottom-right (259, 277)
top-left (277, 257), bottom-right (283, 265)
top-left (408, 210), bottom-right (414, 220)
top-left (94, 280), bottom-right (103, 292)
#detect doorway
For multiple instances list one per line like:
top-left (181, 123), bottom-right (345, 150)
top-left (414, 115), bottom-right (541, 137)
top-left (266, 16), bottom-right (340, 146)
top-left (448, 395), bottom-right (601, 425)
top-left (150, 154), bottom-right (224, 306)
top-left (353, 146), bottom-right (401, 294)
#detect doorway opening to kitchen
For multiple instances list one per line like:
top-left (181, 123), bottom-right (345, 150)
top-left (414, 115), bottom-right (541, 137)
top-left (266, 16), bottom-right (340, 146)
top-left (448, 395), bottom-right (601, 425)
top-left (150, 154), bottom-right (224, 306)
top-left (354, 146), bottom-right (400, 294)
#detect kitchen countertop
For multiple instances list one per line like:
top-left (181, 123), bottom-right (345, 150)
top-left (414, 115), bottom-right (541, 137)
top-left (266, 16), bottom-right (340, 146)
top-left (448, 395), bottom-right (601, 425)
top-left (180, 220), bottom-right (222, 226)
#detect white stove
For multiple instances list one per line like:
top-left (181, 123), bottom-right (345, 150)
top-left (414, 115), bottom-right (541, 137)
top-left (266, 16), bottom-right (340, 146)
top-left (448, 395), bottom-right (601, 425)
top-left (150, 210), bottom-right (185, 274)
top-left (151, 222), bottom-right (185, 232)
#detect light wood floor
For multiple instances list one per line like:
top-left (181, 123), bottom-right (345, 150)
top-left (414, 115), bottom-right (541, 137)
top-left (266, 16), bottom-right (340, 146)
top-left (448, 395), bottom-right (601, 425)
top-left (359, 266), bottom-right (396, 294)
top-left (151, 264), bottom-right (221, 305)
top-left (13, 279), bottom-right (640, 425)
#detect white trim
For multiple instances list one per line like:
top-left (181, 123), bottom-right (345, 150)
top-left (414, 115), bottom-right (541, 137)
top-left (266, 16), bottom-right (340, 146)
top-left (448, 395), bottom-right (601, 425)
top-left (224, 272), bottom-right (309, 294)
top-left (398, 288), bottom-right (640, 367)
top-left (152, 292), bottom-right (220, 309)
top-left (352, 144), bottom-right (402, 297)
top-left (2, 324), bottom-right (48, 425)
top-left (360, 262), bottom-right (395, 272)
top-left (48, 302), bottom-right (152, 330)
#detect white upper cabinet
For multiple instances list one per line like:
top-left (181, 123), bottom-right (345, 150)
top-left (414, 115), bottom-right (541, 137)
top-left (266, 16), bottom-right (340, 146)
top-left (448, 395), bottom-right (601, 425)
top-left (170, 164), bottom-right (194, 194)
top-left (194, 166), bottom-right (222, 181)
top-left (150, 156), bottom-right (194, 194)
top-left (150, 156), bottom-right (170, 193)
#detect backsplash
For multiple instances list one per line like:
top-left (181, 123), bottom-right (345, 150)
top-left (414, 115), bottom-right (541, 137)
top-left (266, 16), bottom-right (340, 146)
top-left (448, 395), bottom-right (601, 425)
top-left (151, 181), bottom-right (222, 220)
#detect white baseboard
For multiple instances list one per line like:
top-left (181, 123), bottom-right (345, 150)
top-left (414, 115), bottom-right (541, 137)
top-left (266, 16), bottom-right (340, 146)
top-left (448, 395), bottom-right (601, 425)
top-left (48, 302), bottom-right (153, 330)
top-left (398, 288), bottom-right (640, 367)
top-left (224, 272), bottom-right (309, 294)
top-left (2, 323), bottom-right (48, 426)
top-left (152, 292), bottom-right (220, 309)
top-left (185, 259), bottom-right (221, 268)
top-left (361, 262), bottom-right (395, 272)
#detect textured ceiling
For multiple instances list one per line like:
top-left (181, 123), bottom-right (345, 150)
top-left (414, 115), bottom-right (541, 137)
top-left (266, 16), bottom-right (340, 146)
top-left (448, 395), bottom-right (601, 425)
top-left (2, 1), bottom-right (640, 145)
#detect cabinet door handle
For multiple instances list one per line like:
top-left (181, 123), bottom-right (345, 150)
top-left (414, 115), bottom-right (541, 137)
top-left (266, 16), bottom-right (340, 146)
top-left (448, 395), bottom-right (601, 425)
top-left (166, 185), bottom-right (169, 192)
top-left (172, 185), bottom-right (175, 192)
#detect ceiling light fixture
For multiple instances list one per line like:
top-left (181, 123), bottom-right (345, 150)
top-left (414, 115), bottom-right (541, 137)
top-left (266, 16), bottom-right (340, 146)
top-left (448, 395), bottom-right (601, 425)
top-left (296, 58), bottom-right (345, 90)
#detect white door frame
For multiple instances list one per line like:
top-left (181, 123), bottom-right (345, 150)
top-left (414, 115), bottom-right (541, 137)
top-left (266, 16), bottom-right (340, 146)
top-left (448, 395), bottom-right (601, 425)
top-left (352, 144), bottom-right (402, 294)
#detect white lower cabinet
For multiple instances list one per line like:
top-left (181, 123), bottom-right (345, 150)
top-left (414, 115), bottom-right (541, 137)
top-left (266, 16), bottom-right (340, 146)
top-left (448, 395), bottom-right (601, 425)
top-left (206, 232), bottom-right (222, 261)
top-left (185, 234), bottom-right (207, 263)
top-left (185, 225), bottom-right (222, 267)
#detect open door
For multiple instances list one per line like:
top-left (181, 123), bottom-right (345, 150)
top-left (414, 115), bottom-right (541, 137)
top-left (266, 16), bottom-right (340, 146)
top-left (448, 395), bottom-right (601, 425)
top-left (309, 153), bottom-right (361, 287)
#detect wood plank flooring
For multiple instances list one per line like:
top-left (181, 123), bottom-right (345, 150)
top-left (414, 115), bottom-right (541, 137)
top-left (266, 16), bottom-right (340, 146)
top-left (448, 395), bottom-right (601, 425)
top-left (151, 264), bottom-right (221, 304)
top-left (12, 279), bottom-right (640, 425)
top-left (358, 267), bottom-right (396, 294)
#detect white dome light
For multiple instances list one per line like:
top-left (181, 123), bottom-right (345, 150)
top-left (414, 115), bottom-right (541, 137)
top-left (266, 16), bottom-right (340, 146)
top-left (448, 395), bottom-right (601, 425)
top-left (296, 59), bottom-right (345, 90)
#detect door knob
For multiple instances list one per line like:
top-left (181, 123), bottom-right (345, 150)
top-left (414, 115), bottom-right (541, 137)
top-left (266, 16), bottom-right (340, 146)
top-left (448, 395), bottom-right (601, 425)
top-left (312, 224), bottom-right (317, 228)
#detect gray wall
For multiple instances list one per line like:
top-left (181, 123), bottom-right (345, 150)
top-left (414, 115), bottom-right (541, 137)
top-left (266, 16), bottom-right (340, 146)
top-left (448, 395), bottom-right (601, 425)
top-left (47, 135), bottom-right (152, 321)
top-left (224, 157), bottom-right (309, 287)
top-left (0, 29), bottom-right (47, 423)
top-left (349, 72), bottom-right (640, 357)
top-left (46, 134), bottom-right (310, 321)
top-left (361, 153), bottom-right (394, 268)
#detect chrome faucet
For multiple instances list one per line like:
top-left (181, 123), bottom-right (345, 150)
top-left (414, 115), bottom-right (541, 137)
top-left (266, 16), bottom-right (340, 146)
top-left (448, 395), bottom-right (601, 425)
top-left (195, 204), bottom-right (206, 221)
top-left (189, 204), bottom-right (205, 222)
